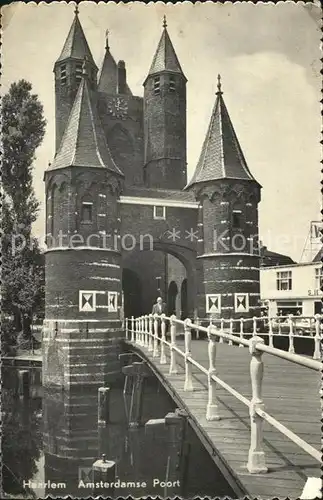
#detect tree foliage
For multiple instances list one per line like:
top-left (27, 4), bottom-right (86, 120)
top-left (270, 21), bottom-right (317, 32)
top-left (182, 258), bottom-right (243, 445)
top-left (2, 80), bottom-right (46, 343)
top-left (2, 388), bottom-right (41, 497)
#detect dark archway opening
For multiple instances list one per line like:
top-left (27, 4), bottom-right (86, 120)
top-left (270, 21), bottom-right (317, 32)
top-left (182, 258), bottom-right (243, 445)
top-left (122, 268), bottom-right (143, 318)
top-left (167, 281), bottom-right (178, 316)
top-left (181, 278), bottom-right (188, 319)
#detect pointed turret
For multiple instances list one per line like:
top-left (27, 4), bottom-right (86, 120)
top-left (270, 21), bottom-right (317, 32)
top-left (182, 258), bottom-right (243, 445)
top-left (190, 76), bottom-right (261, 320)
top-left (187, 76), bottom-right (259, 188)
top-left (54, 6), bottom-right (98, 151)
top-left (49, 60), bottom-right (123, 176)
top-left (145, 15), bottom-right (186, 81)
top-left (56, 5), bottom-right (95, 65)
top-left (143, 16), bottom-right (187, 189)
top-left (98, 30), bottom-right (132, 95)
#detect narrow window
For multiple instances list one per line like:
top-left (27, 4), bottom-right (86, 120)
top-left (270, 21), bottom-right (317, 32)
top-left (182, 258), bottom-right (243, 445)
top-left (169, 75), bottom-right (176, 92)
top-left (153, 205), bottom-right (166, 220)
top-left (232, 209), bottom-right (242, 229)
top-left (156, 276), bottom-right (161, 291)
top-left (81, 202), bottom-right (93, 223)
top-left (60, 65), bottom-right (67, 85)
top-left (315, 267), bottom-right (323, 290)
top-left (153, 76), bottom-right (160, 95)
top-left (76, 63), bottom-right (83, 83)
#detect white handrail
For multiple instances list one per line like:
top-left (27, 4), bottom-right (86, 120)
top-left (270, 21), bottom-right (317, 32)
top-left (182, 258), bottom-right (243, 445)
top-left (126, 313), bottom-right (322, 471)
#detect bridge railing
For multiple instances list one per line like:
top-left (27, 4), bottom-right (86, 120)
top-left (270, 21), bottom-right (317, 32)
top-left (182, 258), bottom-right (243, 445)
top-left (186, 314), bottom-right (321, 358)
top-left (125, 313), bottom-right (322, 474)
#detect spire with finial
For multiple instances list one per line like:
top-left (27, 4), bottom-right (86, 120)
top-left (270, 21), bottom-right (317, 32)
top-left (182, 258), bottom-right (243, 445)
top-left (145, 14), bottom-right (185, 79)
top-left (186, 75), bottom-right (259, 188)
top-left (216, 74), bottom-right (223, 94)
top-left (105, 29), bottom-right (110, 50)
top-left (56, 3), bottom-right (96, 66)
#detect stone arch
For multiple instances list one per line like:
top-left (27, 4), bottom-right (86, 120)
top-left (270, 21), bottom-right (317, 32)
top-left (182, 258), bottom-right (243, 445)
top-left (122, 241), bottom-right (197, 318)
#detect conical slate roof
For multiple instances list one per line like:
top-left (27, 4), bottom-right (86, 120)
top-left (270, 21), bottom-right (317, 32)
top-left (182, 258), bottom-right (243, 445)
top-left (147, 18), bottom-right (185, 78)
top-left (49, 70), bottom-right (123, 176)
top-left (56, 11), bottom-right (96, 67)
top-left (98, 38), bottom-right (132, 95)
top-left (187, 78), bottom-right (258, 188)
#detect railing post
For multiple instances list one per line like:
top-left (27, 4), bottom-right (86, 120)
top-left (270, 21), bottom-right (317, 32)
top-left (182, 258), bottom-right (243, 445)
top-left (148, 314), bottom-right (153, 352)
top-left (239, 318), bottom-right (244, 347)
top-left (140, 316), bottom-right (144, 346)
top-left (228, 318), bottom-right (233, 345)
top-left (131, 316), bottom-right (135, 342)
top-left (169, 315), bottom-right (178, 375)
top-left (253, 316), bottom-right (257, 336)
top-left (125, 317), bottom-right (128, 340)
top-left (141, 316), bottom-right (144, 345)
top-left (268, 317), bottom-right (274, 347)
top-left (135, 318), bottom-right (139, 344)
top-left (219, 318), bottom-right (224, 343)
top-left (206, 323), bottom-right (220, 421)
top-left (160, 314), bottom-right (167, 364)
top-left (195, 316), bottom-right (200, 340)
top-left (313, 314), bottom-right (321, 360)
top-left (144, 315), bottom-right (149, 348)
top-left (139, 317), bottom-right (143, 344)
top-left (137, 317), bottom-right (141, 345)
top-left (288, 314), bottom-right (295, 354)
top-left (184, 318), bottom-right (194, 391)
top-left (247, 336), bottom-right (267, 474)
top-left (153, 314), bottom-right (159, 357)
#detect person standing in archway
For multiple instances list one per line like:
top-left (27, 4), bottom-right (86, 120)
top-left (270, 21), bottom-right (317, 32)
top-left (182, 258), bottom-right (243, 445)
top-left (152, 297), bottom-right (167, 337)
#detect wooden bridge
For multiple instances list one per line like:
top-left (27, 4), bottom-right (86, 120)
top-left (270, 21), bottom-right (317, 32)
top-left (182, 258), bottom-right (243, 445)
top-left (124, 314), bottom-right (322, 500)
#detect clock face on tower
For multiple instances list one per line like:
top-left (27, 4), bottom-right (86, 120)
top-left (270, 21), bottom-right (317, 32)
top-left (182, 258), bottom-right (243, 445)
top-left (107, 97), bottom-right (128, 119)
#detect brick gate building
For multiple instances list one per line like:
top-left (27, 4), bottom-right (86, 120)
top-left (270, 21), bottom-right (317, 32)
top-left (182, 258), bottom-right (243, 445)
top-left (43, 8), bottom-right (262, 387)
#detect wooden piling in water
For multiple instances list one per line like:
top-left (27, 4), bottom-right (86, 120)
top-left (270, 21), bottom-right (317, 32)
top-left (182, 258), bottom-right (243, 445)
top-left (98, 386), bottom-right (110, 426)
top-left (18, 370), bottom-right (30, 399)
top-left (122, 361), bottom-right (149, 427)
top-left (92, 454), bottom-right (116, 497)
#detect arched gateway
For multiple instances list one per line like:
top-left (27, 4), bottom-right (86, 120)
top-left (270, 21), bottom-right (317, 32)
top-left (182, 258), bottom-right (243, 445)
top-left (43, 10), bottom-right (261, 388)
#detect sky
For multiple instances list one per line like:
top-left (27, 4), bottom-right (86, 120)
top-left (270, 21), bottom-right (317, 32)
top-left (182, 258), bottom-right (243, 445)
top-left (2, 1), bottom-right (322, 261)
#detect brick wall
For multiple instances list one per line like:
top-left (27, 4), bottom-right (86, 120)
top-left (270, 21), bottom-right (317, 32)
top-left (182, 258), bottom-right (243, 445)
top-left (45, 248), bottom-right (122, 321)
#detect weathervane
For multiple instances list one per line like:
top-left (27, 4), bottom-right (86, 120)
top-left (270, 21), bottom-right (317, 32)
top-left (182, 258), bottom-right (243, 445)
top-left (105, 29), bottom-right (110, 50)
top-left (74, 3), bottom-right (79, 15)
top-left (217, 74), bottom-right (223, 94)
top-left (163, 15), bottom-right (167, 29)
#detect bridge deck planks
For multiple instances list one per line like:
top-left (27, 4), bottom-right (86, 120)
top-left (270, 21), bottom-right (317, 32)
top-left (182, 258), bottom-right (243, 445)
top-left (126, 339), bottom-right (321, 499)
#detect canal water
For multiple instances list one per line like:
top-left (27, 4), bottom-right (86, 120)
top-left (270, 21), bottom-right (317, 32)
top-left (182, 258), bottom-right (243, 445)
top-left (2, 356), bottom-right (237, 499)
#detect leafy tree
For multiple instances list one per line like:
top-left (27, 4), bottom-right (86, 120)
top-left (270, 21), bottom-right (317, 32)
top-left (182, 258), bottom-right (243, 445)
top-left (2, 80), bottom-right (46, 345)
top-left (2, 388), bottom-right (41, 497)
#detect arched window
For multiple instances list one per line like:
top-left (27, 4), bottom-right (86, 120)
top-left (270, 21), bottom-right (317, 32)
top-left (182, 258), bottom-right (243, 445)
top-left (232, 202), bottom-right (243, 230)
top-left (80, 191), bottom-right (94, 224)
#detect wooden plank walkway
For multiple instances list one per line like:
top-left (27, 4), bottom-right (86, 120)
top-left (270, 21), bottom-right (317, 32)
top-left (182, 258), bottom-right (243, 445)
top-left (125, 339), bottom-right (321, 499)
